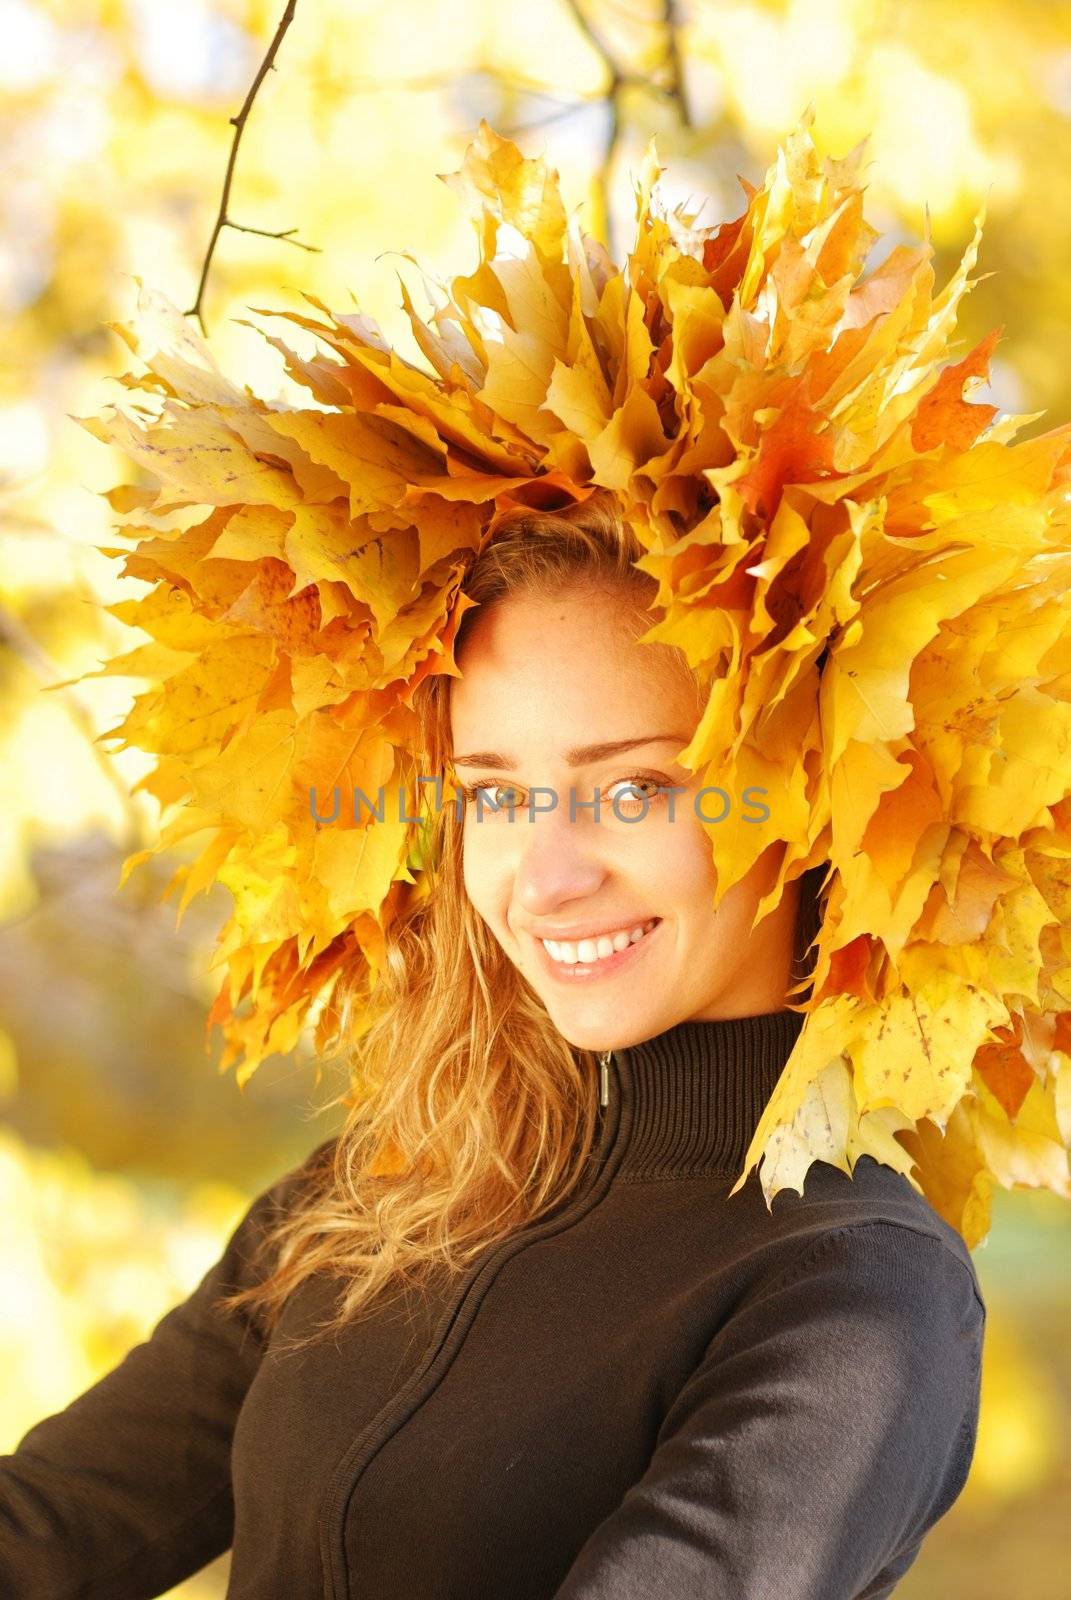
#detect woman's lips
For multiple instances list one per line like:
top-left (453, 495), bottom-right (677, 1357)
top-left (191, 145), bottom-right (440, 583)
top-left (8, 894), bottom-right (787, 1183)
top-left (533, 918), bottom-right (663, 982)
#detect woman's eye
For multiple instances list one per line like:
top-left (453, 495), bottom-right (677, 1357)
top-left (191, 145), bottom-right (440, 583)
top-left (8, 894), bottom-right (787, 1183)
top-left (462, 782), bottom-right (521, 810)
top-left (607, 776), bottom-right (664, 809)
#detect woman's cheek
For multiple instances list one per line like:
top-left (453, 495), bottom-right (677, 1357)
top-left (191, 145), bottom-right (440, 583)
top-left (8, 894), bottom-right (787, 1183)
top-left (461, 823), bottom-right (500, 921)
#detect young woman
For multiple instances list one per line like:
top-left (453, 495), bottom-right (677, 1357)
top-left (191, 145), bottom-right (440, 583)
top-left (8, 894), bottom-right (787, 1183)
top-left (0, 495), bottom-right (984, 1599)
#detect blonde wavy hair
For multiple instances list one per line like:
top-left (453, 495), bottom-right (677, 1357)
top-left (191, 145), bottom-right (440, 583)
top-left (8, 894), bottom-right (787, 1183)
top-left (218, 492), bottom-right (826, 1354)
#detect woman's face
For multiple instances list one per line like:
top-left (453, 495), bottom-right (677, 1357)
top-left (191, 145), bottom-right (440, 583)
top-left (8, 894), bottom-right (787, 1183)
top-left (449, 586), bottom-right (799, 1054)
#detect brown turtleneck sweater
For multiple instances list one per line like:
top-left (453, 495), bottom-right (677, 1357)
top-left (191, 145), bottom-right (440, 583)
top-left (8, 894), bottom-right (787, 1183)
top-left (0, 1010), bottom-right (985, 1598)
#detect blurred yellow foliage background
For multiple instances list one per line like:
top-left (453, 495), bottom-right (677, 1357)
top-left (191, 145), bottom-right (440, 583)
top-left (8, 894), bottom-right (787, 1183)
top-left (2, 2), bottom-right (1070, 1594)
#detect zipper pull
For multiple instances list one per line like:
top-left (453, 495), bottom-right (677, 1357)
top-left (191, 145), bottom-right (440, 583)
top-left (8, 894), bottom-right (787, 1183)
top-left (599, 1049), bottom-right (612, 1108)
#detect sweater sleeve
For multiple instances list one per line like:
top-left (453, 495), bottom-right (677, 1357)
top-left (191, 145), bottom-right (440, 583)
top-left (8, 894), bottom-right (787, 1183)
top-left (552, 1220), bottom-right (985, 1600)
top-left (0, 1139), bottom-right (330, 1600)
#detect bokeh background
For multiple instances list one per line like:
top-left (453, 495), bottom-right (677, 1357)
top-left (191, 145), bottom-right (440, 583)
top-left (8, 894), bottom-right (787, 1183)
top-left (2, 1), bottom-right (1071, 1594)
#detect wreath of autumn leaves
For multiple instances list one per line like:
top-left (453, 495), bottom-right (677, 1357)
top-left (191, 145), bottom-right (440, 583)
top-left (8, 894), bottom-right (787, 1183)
top-left (75, 107), bottom-right (1071, 1245)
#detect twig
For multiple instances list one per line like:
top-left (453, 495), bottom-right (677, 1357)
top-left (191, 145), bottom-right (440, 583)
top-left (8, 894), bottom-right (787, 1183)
top-left (322, 65), bottom-right (588, 110)
top-left (224, 222), bottom-right (319, 251)
top-left (562, 0), bottom-right (627, 257)
top-left (0, 602), bottom-right (143, 846)
top-left (186, 0), bottom-right (316, 336)
top-left (558, 0), bottom-right (696, 252)
top-left (662, 0), bottom-right (692, 127)
top-left (498, 99), bottom-right (607, 139)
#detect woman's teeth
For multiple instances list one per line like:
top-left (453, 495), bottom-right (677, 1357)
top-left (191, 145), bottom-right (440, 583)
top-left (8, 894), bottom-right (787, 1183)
top-left (542, 918), bottom-right (659, 967)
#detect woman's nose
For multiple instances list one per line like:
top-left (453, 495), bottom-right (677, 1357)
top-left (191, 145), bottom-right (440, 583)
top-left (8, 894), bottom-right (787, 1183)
top-left (511, 795), bottom-right (608, 899)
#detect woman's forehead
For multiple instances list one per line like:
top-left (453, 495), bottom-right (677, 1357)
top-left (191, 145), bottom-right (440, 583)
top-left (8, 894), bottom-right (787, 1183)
top-left (455, 588), bottom-right (680, 670)
top-left (448, 601), bottom-right (697, 755)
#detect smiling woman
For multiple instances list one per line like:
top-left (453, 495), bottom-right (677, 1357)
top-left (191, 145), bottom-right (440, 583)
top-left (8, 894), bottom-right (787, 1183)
top-left (0, 492), bottom-right (980, 1600)
top-left (1, 116), bottom-right (1004, 1597)
top-left (210, 495), bottom-right (978, 1597)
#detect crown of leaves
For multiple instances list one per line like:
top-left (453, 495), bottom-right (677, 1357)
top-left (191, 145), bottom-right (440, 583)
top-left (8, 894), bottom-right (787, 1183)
top-left (76, 107), bottom-right (1071, 1245)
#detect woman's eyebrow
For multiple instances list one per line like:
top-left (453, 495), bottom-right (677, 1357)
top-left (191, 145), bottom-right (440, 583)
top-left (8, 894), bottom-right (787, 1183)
top-left (450, 735), bottom-right (690, 770)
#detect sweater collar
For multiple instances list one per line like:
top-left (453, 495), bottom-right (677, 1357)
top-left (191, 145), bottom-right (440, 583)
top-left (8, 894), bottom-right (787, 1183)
top-left (602, 1008), bottom-right (805, 1180)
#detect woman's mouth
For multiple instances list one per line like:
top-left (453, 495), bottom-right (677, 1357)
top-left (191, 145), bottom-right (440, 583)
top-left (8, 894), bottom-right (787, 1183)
top-left (533, 918), bottom-right (662, 981)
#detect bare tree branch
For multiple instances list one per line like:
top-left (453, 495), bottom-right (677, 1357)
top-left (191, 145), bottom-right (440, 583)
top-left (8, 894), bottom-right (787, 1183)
top-left (323, 64), bottom-right (588, 109)
top-left (561, 0), bottom-right (627, 257)
top-left (224, 222), bottom-right (320, 251)
top-left (555, 0), bottom-right (696, 252)
top-left (662, 0), bottom-right (692, 128)
top-left (498, 99), bottom-right (604, 139)
top-left (189, 1), bottom-right (699, 318)
top-left (323, 60), bottom-right (674, 130)
top-left (0, 603), bottom-right (143, 846)
top-left (186, 0), bottom-right (316, 336)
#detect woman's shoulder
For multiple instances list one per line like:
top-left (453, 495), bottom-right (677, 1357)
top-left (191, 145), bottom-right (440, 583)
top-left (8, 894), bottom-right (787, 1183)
top-left (731, 1154), bottom-right (984, 1311)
